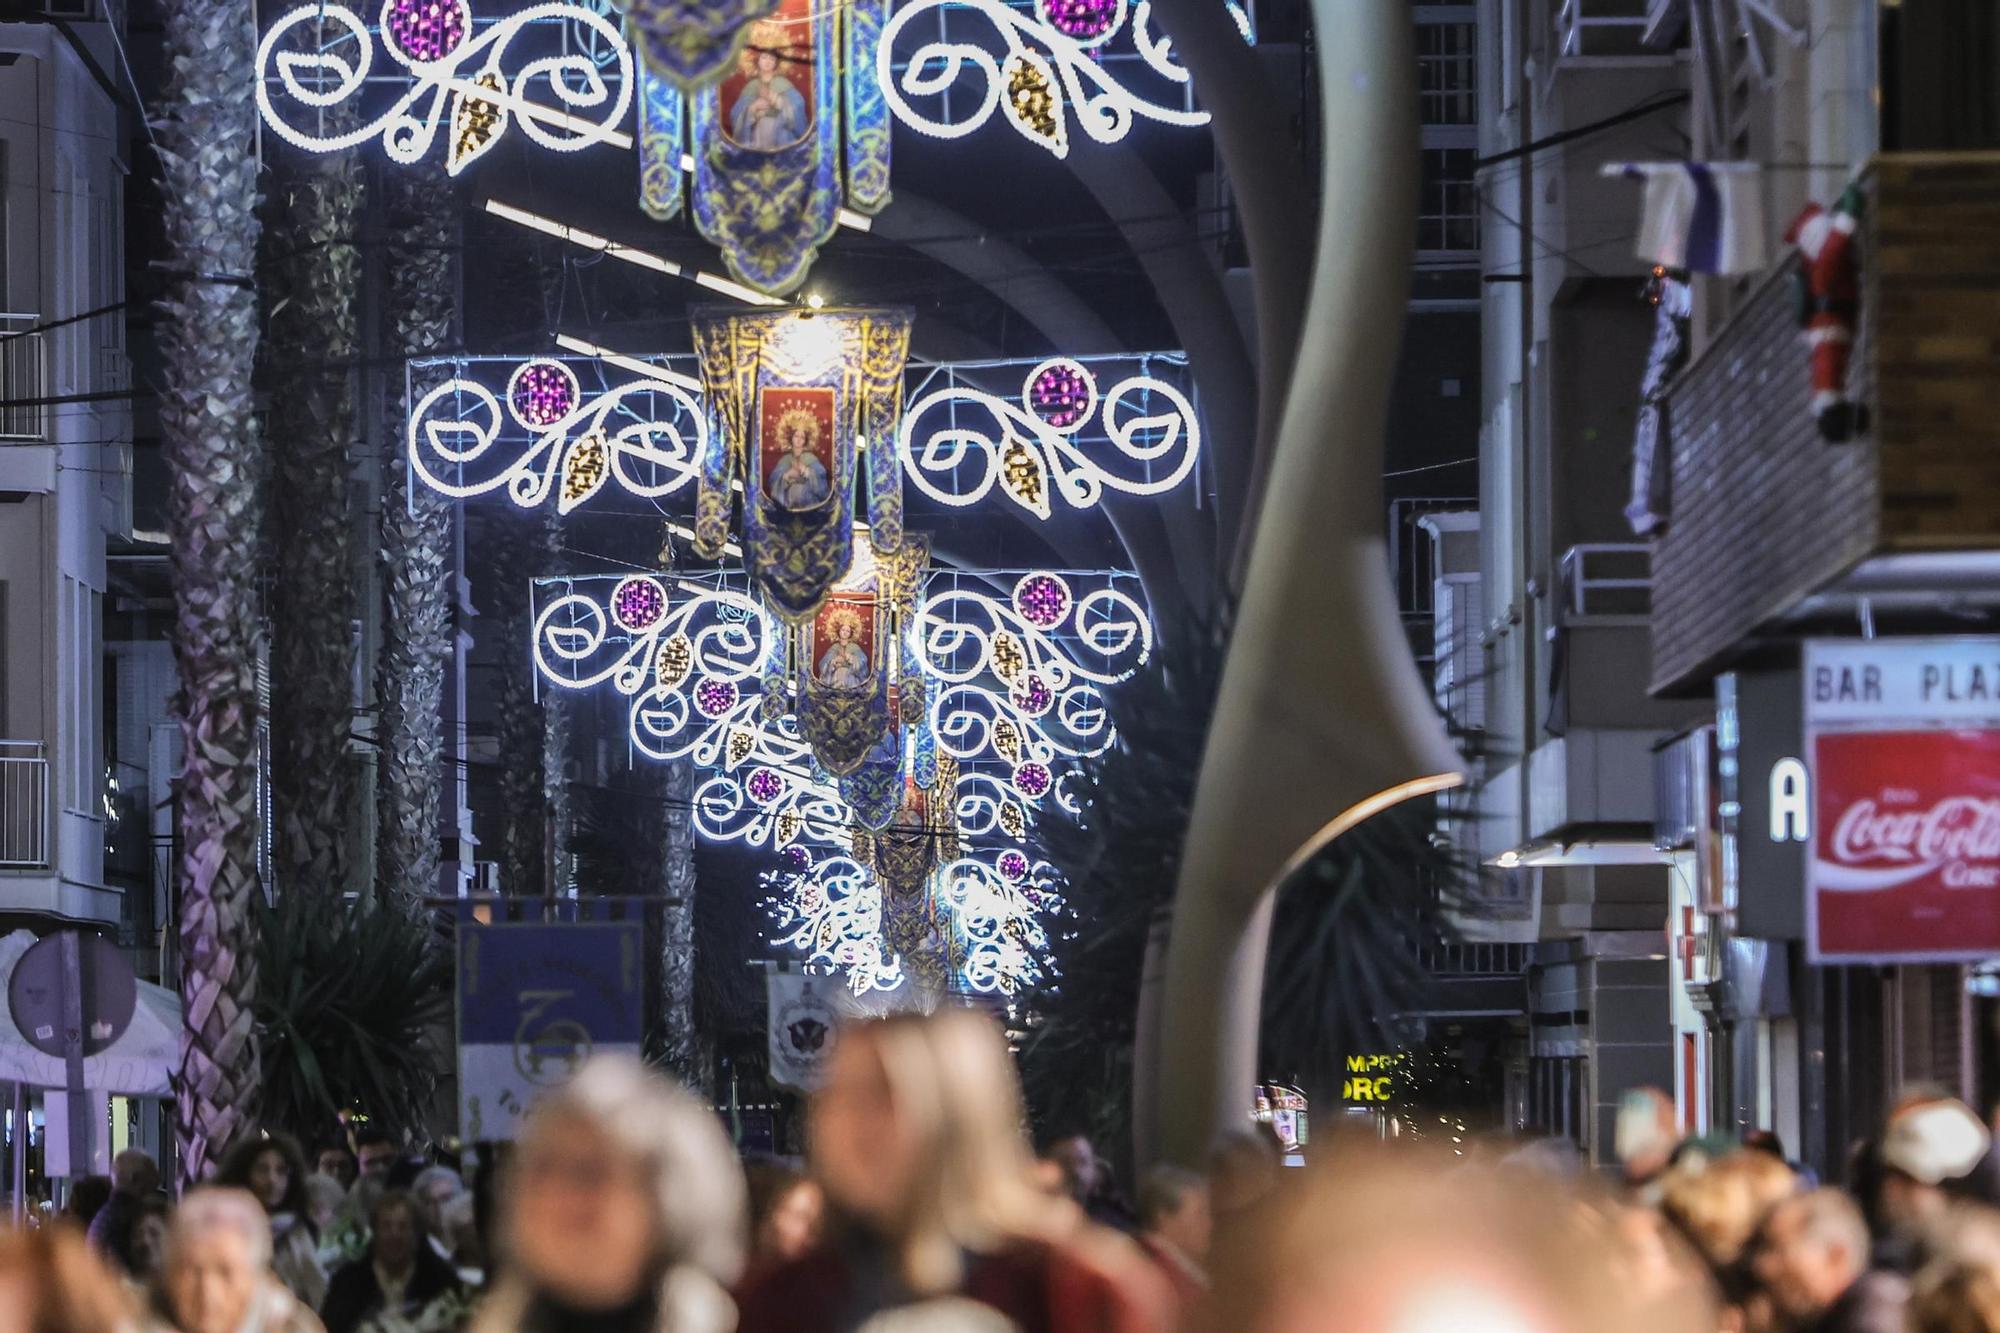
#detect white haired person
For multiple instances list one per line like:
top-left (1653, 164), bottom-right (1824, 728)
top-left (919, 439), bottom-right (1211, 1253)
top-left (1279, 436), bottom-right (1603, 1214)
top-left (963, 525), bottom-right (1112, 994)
top-left (150, 1188), bottom-right (325, 1333)
top-left (469, 1056), bottom-right (747, 1333)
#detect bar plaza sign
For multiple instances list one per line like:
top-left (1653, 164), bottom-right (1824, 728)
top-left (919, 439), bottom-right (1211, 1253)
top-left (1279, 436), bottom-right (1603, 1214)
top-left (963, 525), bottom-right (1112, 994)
top-left (1799, 639), bottom-right (2000, 963)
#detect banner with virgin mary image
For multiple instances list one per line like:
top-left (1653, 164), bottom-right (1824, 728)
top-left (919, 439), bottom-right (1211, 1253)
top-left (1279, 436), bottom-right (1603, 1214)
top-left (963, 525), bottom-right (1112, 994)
top-left (625, 0), bottom-right (782, 93)
top-left (792, 529), bottom-right (928, 782)
top-left (691, 306), bottom-right (913, 621)
top-left (633, 0), bottom-right (893, 295)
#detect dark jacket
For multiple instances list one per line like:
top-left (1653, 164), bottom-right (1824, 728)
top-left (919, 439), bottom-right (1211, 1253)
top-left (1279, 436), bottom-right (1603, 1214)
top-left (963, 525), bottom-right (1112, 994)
top-left (319, 1246), bottom-right (465, 1333)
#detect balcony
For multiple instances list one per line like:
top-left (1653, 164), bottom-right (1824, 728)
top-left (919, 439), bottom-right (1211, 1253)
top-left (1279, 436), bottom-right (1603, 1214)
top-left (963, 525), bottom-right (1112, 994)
top-left (0, 317), bottom-right (48, 442)
top-left (0, 741), bottom-right (50, 869)
top-left (1650, 154), bottom-right (2000, 694)
top-left (1554, 0), bottom-right (1682, 64)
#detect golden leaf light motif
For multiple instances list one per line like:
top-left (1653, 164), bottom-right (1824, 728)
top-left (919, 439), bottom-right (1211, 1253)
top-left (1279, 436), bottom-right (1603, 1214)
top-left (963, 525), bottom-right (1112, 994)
top-left (449, 70), bottom-right (509, 174)
top-left (993, 718), bottom-right (1023, 765)
top-left (654, 634), bottom-right (694, 694)
top-left (998, 435), bottom-right (1052, 520)
top-left (776, 810), bottom-right (802, 848)
top-left (557, 432), bottom-right (610, 512)
top-left (726, 728), bottom-right (755, 770)
top-left (1000, 51), bottom-right (1068, 157)
top-left (990, 631), bottom-right (1027, 684)
top-left (999, 800), bottom-right (1026, 839)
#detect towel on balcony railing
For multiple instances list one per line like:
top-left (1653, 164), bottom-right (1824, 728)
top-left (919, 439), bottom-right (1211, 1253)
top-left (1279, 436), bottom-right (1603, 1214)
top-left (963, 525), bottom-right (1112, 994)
top-left (1603, 161), bottom-right (1768, 276)
top-left (1627, 269), bottom-right (1692, 535)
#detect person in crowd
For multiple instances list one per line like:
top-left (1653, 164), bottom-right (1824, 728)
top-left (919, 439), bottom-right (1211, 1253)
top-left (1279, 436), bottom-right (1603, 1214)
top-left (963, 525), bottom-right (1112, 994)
top-left (303, 1175), bottom-right (347, 1241)
top-left (1203, 1139), bottom-right (1714, 1333)
top-left (353, 1130), bottom-right (400, 1191)
top-left (316, 1146), bottom-right (358, 1192)
top-left (1753, 1187), bottom-right (1907, 1333)
top-left (319, 1190), bottom-right (467, 1333)
top-left (735, 1009), bottom-right (1171, 1333)
top-left (1205, 1126), bottom-right (1283, 1281)
top-left (126, 1196), bottom-right (175, 1289)
top-left (1909, 1205), bottom-right (2000, 1333)
top-left (1658, 1148), bottom-right (1798, 1326)
top-left (1135, 1164), bottom-right (1210, 1310)
top-left (89, 1149), bottom-right (163, 1270)
top-left (0, 1223), bottom-right (139, 1333)
top-left (1618, 1088), bottom-right (1684, 1203)
top-left (150, 1187), bottom-right (324, 1333)
top-left (744, 1161), bottom-right (824, 1276)
top-left (1043, 1133), bottom-right (1136, 1232)
top-left (1875, 1096), bottom-right (1994, 1273)
top-left (468, 1055), bottom-right (746, 1333)
top-left (216, 1130), bottom-right (328, 1309)
top-left (409, 1166), bottom-right (467, 1264)
top-left (66, 1175), bottom-right (116, 1233)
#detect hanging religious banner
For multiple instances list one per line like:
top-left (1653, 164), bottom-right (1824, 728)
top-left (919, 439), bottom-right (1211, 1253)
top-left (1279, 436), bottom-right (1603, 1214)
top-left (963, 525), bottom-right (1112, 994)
top-left (636, 0), bottom-right (892, 292)
top-left (790, 532), bottom-right (930, 795)
top-left (623, 0), bottom-right (781, 93)
top-left (693, 306), bottom-right (913, 619)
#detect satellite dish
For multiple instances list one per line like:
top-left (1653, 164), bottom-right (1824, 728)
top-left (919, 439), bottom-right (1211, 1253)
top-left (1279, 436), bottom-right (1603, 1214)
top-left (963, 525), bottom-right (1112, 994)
top-left (8, 932), bottom-right (137, 1059)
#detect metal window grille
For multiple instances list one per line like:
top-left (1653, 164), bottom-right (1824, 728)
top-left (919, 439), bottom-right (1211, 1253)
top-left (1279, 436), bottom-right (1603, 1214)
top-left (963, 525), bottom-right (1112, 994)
top-left (1417, 21), bottom-right (1478, 126)
top-left (1419, 147), bottom-right (1481, 252)
top-left (0, 741), bottom-right (51, 867)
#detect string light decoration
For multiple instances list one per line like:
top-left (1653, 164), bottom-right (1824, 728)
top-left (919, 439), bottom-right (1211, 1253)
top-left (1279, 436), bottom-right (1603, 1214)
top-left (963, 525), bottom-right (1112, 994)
top-left (1036, 0), bottom-right (1126, 46)
top-left (877, 0), bottom-right (1213, 158)
top-left (408, 359), bottom-right (707, 511)
top-left (256, 3), bottom-right (633, 174)
top-left (1024, 358), bottom-right (1097, 431)
top-left (900, 361), bottom-right (1201, 520)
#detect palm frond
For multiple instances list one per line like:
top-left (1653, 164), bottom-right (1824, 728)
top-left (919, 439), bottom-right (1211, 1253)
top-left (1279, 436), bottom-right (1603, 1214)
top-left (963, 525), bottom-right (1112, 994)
top-left (252, 891), bottom-right (452, 1145)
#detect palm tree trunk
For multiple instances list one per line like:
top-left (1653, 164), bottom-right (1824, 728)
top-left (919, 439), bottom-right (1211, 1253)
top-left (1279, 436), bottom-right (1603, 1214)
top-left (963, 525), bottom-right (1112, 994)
top-left (658, 757), bottom-right (700, 1089)
top-left (541, 513), bottom-right (574, 896)
top-left (266, 145), bottom-right (364, 893)
top-left (157, 0), bottom-right (267, 1189)
top-left (488, 510), bottom-right (545, 897)
top-left (376, 168), bottom-right (456, 908)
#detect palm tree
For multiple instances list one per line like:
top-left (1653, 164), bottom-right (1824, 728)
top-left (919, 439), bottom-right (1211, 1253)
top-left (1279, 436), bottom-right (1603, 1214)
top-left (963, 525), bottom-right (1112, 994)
top-left (485, 508), bottom-right (546, 896)
top-left (266, 140), bottom-right (364, 894)
top-left (376, 167), bottom-right (457, 908)
top-left (156, 0), bottom-right (267, 1188)
top-left (657, 757), bottom-right (700, 1088)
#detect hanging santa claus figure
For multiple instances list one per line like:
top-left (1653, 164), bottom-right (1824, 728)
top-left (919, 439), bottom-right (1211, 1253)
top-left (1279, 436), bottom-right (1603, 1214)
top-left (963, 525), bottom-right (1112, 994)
top-left (1785, 184), bottom-right (1867, 443)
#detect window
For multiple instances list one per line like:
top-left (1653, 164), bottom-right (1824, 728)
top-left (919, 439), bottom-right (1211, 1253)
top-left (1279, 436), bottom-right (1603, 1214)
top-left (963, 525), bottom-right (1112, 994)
top-left (1418, 20), bottom-right (1478, 125)
top-left (1419, 147), bottom-right (1480, 252)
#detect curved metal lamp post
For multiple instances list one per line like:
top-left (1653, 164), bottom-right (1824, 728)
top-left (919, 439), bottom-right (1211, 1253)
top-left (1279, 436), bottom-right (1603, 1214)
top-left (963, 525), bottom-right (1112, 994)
top-left (1153, 4), bottom-right (1467, 1167)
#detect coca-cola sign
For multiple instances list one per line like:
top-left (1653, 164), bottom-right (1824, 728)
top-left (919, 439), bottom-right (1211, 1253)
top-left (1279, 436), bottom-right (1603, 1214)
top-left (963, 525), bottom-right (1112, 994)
top-left (1811, 729), bottom-right (2000, 961)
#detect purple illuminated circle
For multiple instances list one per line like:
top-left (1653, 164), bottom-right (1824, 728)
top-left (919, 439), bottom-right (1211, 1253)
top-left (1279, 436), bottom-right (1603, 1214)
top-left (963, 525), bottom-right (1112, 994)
top-left (611, 576), bottom-right (667, 632)
top-left (383, 0), bottom-right (470, 65)
top-left (1011, 674), bottom-right (1054, 717)
top-left (1012, 573), bottom-right (1071, 630)
top-left (782, 845), bottom-right (813, 873)
top-left (997, 849), bottom-right (1031, 882)
top-left (747, 768), bottom-right (784, 805)
top-left (1024, 358), bottom-right (1096, 430)
top-left (508, 360), bottom-right (578, 429)
top-left (1036, 0), bottom-right (1121, 43)
top-left (694, 678), bottom-right (739, 718)
top-left (1013, 761), bottom-right (1053, 799)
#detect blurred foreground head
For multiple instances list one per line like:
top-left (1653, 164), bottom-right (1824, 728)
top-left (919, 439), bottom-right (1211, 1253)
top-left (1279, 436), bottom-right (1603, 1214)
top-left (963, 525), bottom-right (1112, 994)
top-left (1205, 1139), bottom-right (1716, 1333)
top-left (811, 1008), bottom-right (1056, 1293)
top-left (491, 1055), bottom-right (746, 1332)
top-left (0, 1225), bottom-right (135, 1333)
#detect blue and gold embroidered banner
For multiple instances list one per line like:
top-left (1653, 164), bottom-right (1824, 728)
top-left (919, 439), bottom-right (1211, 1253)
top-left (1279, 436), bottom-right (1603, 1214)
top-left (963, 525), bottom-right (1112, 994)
top-left (637, 0), bottom-right (894, 295)
top-left (691, 306), bottom-right (913, 620)
top-left (624, 0), bottom-right (781, 92)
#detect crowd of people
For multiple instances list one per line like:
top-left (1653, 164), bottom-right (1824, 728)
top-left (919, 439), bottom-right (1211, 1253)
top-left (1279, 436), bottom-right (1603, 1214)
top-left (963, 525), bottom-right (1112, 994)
top-left (9, 1010), bottom-right (2000, 1332)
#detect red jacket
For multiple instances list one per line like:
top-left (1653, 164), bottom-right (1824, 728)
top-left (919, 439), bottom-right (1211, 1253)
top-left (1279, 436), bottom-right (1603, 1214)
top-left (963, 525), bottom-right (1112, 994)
top-left (736, 1235), bottom-right (1174, 1333)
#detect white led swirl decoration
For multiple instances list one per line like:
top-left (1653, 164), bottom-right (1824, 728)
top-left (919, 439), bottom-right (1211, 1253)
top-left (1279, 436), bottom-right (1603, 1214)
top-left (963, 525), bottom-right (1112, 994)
top-left (877, 0), bottom-right (1208, 159)
top-left (409, 365), bottom-right (706, 511)
top-left (898, 361), bottom-right (1201, 519)
top-left (257, 3), bottom-right (633, 174)
top-left (919, 575), bottom-right (1152, 796)
top-left (765, 857), bottom-right (908, 996)
top-left (940, 857), bottom-right (1058, 995)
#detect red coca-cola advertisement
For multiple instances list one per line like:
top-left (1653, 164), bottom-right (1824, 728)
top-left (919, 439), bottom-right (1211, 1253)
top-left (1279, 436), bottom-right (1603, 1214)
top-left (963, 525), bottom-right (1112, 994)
top-left (1811, 728), bottom-right (2000, 961)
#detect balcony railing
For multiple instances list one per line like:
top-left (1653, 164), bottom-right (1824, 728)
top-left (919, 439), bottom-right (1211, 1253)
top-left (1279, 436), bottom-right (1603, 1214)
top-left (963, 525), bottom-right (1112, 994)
top-left (0, 317), bottom-right (47, 442)
top-left (0, 741), bottom-right (51, 868)
top-left (1558, 543), bottom-right (1651, 622)
top-left (1554, 0), bottom-right (1680, 62)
